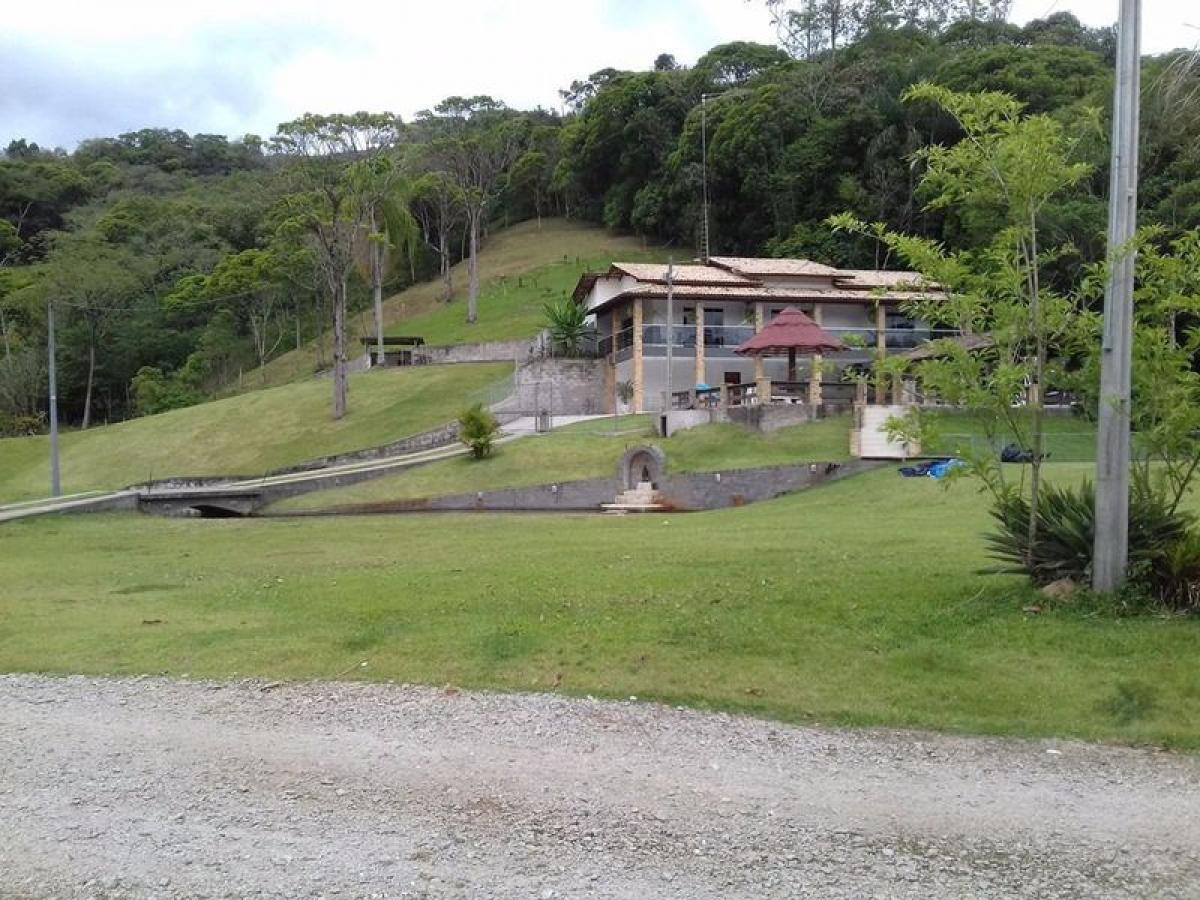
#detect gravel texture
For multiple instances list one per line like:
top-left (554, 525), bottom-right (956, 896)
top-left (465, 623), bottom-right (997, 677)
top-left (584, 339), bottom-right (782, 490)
top-left (2, 674), bottom-right (1198, 899)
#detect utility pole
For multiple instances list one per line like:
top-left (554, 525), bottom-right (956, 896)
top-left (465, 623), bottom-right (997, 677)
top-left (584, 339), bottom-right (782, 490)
top-left (1093, 0), bottom-right (1141, 592)
top-left (701, 95), bottom-right (711, 262)
top-left (46, 298), bottom-right (61, 497)
top-left (665, 259), bottom-right (675, 412)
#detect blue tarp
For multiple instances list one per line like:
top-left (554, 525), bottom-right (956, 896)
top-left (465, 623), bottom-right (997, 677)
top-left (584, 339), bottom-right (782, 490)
top-left (898, 458), bottom-right (965, 479)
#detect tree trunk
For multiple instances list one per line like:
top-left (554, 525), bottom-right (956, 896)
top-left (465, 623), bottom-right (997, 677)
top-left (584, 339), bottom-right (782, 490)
top-left (0, 306), bottom-right (10, 359)
top-left (82, 338), bottom-right (96, 430)
top-left (1024, 217), bottom-right (1045, 560)
top-left (467, 208), bottom-right (481, 325)
top-left (440, 227), bottom-right (452, 302)
top-left (371, 241), bottom-right (385, 367)
top-left (332, 276), bottom-right (348, 420)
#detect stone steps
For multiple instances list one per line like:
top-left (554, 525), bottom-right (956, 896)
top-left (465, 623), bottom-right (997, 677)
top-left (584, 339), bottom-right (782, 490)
top-left (601, 483), bottom-right (666, 513)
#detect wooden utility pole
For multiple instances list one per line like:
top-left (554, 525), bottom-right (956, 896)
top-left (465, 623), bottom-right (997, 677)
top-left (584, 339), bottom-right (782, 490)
top-left (1093, 0), bottom-right (1141, 592)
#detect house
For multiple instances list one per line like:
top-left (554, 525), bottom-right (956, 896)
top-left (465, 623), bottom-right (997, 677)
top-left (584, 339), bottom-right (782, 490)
top-left (571, 257), bottom-right (950, 413)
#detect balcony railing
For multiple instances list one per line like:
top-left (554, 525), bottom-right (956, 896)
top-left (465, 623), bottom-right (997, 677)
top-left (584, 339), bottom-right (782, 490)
top-left (600, 324), bottom-right (960, 359)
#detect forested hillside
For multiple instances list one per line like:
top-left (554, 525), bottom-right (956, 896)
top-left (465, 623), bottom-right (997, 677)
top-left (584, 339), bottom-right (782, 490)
top-left (1, 4), bottom-right (1197, 433)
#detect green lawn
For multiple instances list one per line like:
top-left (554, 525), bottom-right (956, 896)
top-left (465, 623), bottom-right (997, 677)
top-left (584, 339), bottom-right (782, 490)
top-left (0, 363), bottom-right (509, 503)
top-left (3, 466), bottom-right (1197, 748)
top-left (252, 219), bottom-right (662, 389)
top-left (924, 410), bottom-right (1099, 461)
top-left (268, 415), bottom-right (853, 512)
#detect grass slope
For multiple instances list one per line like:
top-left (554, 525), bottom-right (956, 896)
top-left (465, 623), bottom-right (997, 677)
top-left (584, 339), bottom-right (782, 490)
top-left (0, 363), bottom-right (509, 503)
top-left (3, 466), bottom-right (1197, 748)
top-left (254, 219), bottom-right (662, 389)
top-left (269, 415), bottom-right (853, 512)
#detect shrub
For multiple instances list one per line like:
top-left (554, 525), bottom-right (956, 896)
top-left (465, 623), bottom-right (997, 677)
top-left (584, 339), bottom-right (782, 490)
top-left (543, 298), bottom-right (587, 357)
top-left (0, 412), bottom-right (45, 437)
top-left (458, 403), bottom-right (500, 459)
top-left (986, 478), bottom-right (1200, 611)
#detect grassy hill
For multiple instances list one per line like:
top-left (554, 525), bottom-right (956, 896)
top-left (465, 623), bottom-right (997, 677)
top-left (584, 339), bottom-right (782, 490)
top-left (0, 363), bottom-right (509, 503)
top-left (253, 219), bottom-right (663, 389)
top-left (268, 415), bottom-right (854, 513)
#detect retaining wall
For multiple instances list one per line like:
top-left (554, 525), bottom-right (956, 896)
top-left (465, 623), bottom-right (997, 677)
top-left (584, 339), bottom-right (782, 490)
top-left (305, 458), bottom-right (880, 515)
top-left (493, 358), bottom-right (609, 416)
top-left (415, 337), bottom-right (539, 365)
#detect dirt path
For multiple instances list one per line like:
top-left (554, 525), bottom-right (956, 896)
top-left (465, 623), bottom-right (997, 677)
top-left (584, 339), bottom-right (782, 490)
top-left (2, 675), bottom-right (1197, 899)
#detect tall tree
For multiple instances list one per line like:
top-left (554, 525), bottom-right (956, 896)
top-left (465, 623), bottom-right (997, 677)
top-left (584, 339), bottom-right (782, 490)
top-left (832, 85), bottom-right (1093, 555)
top-left (425, 98), bottom-right (526, 324)
top-left (410, 170), bottom-right (464, 302)
top-left (165, 248), bottom-right (289, 379)
top-left (347, 155), bottom-right (420, 363)
top-left (272, 113), bottom-right (400, 419)
top-left (41, 241), bottom-right (142, 428)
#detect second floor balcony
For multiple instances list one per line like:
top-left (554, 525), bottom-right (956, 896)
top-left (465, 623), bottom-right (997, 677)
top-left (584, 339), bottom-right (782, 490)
top-left (600, 324), bottom-right (959, 361)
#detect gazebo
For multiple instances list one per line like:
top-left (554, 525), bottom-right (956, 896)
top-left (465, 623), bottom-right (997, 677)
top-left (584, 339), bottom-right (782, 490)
top-left (735, 306), bottom-right (845, 404)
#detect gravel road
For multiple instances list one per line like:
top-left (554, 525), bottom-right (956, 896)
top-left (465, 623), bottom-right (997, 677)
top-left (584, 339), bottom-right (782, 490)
top-left (2, 674), bottom-right (1198, 899)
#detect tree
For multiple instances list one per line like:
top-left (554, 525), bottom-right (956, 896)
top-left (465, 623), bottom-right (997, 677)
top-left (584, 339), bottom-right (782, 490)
top-left (41, 241), bottom-right (143, 428)
top-left (427, 98), bottom-right (527, 324)
top-left (272, 112), bottom-right (401, 419)
top-left (166, 248), bottom-right (289, 378)
top-left (764, 0), bottom-right (1012, 58)
top-left (654, 53), bottom-right (679, 72)
top-left (347, 155), bottom-right (419, 364)
top-left (832, 84), bottom-right (1093, 556)
top-left (410, 169), bottom-right (464, 302)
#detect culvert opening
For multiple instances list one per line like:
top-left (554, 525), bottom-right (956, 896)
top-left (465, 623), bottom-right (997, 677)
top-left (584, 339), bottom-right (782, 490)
top-left (190, 505), bottom-right (245, 519)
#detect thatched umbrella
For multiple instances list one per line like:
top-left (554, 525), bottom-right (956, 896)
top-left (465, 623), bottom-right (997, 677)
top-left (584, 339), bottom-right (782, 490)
top-left (735, 306), bottom-right (845, 382)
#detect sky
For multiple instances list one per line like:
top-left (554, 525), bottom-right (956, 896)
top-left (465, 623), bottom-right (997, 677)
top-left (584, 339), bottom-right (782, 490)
top-left (2, 0), bottom-right (1196, 150)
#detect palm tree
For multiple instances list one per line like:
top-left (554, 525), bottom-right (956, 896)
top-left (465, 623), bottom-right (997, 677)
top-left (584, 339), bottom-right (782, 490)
top-left (349, 157), bottom-right (420, 366)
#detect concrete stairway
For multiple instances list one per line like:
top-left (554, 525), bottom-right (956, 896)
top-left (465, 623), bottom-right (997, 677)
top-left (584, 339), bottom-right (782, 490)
top-left (601, 482), bottom-right (666, 514)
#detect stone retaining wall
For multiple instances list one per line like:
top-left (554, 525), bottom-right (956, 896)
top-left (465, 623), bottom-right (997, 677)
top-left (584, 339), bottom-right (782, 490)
top-left (414, 337), bottom-right (540, 365)
top-left (306, 458), bottom-right (880, 515)
top-left (493, 358), bottom-right (610, 416)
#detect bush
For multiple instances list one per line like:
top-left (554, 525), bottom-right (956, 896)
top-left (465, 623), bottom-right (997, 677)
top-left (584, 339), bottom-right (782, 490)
top-left (131, 366), bottom-right (204, 416)
top-left (543, 298), bottom-right (588, 357)
top-left (0, 412), bottom-right (45, 437)
top-left (458, 403), bottom-right (500, 459)
top-left (986, 479), bottom-right (1200, 612)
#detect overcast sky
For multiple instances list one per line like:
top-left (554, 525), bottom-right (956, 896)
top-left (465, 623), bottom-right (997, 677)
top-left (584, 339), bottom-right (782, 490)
top-left (3, 0), bottom-right (1196, 150)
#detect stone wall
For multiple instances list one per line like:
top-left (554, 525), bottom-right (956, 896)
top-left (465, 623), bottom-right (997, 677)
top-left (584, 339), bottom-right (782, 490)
top-left (414, 337), bottom-right (540, 365)
top-left (726, 403), bottom-right (815, 432)
top-left (267, 422), bottom-right (461, 475)
top-left (493, 358), bottom-right (610, 416)
top-left (300, 458), bottom-right (881, 515)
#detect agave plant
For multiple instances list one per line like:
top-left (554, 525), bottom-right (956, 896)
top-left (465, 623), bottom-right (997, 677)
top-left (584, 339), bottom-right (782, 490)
top-left (543, 298), bottom-right (588, 357)
top-left (985, 478), bottom-right (1193, 589)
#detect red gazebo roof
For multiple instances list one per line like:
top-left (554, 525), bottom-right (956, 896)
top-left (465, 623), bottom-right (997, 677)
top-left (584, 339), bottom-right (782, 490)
top-left (735, 306), bottom-right (845, 356)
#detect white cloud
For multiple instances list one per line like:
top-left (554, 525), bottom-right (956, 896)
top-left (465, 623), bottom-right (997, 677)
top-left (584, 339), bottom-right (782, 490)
top-left (2, 0), bottom-right (1194, 149)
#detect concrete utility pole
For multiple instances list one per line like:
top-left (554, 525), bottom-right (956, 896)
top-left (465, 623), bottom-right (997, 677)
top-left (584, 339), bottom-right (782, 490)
top-left (46, 298), bottom-right (61, 497)
top-left (1093, 0), bottom-right (1142, 592)
top-left (665, 259), bottom-right (675, 411)
top-left (701, 96), bottom-right (712, 262)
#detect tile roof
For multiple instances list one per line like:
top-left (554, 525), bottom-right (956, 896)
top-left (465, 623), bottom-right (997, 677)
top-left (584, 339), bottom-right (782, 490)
top-left (833, 269), bottom-right (933, 289)
top-left (707, 256), bottom-right (841, 277)
top-left (610, 262), bottom-right (754, 285)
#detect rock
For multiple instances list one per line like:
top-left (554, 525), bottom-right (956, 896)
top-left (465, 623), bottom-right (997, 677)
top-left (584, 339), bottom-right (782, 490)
top-left (1041, 578), bottom-right (1079, 601)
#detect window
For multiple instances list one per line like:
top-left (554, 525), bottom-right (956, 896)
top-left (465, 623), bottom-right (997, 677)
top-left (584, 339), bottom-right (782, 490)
top-left (723, 371), bottom-right (742, 385)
